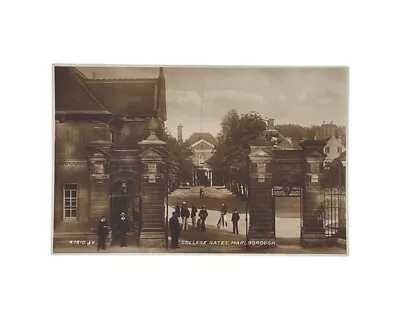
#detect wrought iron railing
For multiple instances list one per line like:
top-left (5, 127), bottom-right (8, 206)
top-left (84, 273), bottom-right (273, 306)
top-left (323, 187), bottom-right (346, 239)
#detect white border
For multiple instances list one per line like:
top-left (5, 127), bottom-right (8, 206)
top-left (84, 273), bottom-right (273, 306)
top-left (2, 1), bottom-right (399, 319)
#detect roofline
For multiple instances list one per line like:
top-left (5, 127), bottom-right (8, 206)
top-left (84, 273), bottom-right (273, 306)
top-left (190, 138), bottom-right (215, 148)
top-left (186, 132), bottom-right (218, 143)
top-left (55, 110), bottom-right (113, 115)
top-left (70, 68), bottom-right (113, 114)
top-left (71, 67), bottom-right (88, 79)
top-left (84, 78), bottom-right (158, 83)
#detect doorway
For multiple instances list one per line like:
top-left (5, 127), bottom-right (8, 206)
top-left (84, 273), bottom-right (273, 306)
top-left (109, 179), bottom-right (142, 240)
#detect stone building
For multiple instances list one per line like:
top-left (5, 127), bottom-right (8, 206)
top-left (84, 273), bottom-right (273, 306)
top-left (177, 126), bottom-right (218, 186)
top-left (302, 121), bottom-right (346, 166)
top-left (54, 66), bottom-right (167, 247)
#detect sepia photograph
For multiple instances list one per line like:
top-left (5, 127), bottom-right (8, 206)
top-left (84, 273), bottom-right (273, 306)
top-left (5, 1), bottom-right (400, 319)
top-left (53, 65), bottom-right (348, 254)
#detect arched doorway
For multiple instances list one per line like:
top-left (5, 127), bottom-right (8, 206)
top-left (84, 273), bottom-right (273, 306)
top-left (109, 171), bottom-right (142, 242)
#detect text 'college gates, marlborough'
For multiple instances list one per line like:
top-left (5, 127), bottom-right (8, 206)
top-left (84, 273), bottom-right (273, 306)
top-left (247, 124), bottom-right (346, 247)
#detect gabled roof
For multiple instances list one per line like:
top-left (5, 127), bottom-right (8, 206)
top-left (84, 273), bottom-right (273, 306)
top-left (54, 67), bottom-right (111, 114)
top-left (186, 132), bottom-right (218, 147)
top-left (191, 139), bottom-right (215, 149)
top-left (85, 78), bottom-right (158, 117)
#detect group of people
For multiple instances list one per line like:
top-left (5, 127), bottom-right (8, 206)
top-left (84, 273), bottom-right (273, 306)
top-left (96, 201), bottom-right (242, 250)
top-left (173, 202), bottom-right (210, 231)
top-left (217, 203), bottom-right (241, 234)
top-left (169, 202), bottom-right (210, 249)
top-left (97, 212), bottom-right (131, 250)
top-left (168, 201), bottom-right (242, 249)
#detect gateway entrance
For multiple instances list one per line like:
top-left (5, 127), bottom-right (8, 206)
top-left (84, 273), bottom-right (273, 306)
top-left (109, 178), bottom-right (142, 241)
top-left (273, 186), bottom-right (302, 245)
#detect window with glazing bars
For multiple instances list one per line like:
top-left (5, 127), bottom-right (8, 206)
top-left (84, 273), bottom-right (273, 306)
top-left (64, 184), bottom-right (78, 218)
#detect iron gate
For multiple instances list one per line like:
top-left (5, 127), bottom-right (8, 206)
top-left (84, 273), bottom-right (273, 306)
top-left (272, 186), bottom-right (303, 239)
top-left (323, 187), bottom-right (346, 239)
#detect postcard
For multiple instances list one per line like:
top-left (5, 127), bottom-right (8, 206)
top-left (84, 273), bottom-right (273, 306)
top-left (53, 65), bottom-right (348, 254)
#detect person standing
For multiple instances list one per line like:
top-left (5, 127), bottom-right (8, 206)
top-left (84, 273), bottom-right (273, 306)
top-left (199, 188), bottom-right (204, 198)
top-left (190, 203), bottom-right (197, 229)
top-left (231, 208), bottom-right (240, 234)
top-left (169, 211), bottom-right (180, 249)
top-left (118, 212), bottom-right (129, 247)
top-left (97, 216), bottom-right (109, 251)
top-left (181, 202), bottom-right (190, 231)
top-left (198, 205), bottom-right (209, 232)
top-left (175, 202), bottom-right (181, 216)
top-left (220, 203), bottom-right (228, 228)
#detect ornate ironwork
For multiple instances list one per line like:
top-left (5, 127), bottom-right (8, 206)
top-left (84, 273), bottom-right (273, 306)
top-left (272, 186), bottom-right (302, 197)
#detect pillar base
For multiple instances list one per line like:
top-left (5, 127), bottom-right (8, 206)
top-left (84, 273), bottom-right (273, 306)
top-left (337, 238), bottom-right (347, 250)
top-left (247, 231), bottom-right (276, 251)
top-left (247, 230), bottom-right (275, 241)
top-left (139, 232), bottom-right (166, 248)
top-left (301, 232), bottom-right (326, 247)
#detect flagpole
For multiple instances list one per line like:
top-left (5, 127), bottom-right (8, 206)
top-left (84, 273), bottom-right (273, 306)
top-left (200, 91), bottom-right (203, 133)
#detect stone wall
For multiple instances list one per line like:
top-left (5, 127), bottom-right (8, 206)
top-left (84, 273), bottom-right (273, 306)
top-left (117, 121), bottom-right (149, 150)
top-left (55, 122), bottom-right (111, 160)
top-left (54, 163), bottom-right (90, 232)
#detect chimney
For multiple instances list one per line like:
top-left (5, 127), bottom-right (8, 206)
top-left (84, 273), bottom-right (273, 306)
top-left (328, 123), bottom-right (336, 137)
top-left (177, 124), bottom-right (183, 142)
top-left (267, 118), bottom-right (275, 129)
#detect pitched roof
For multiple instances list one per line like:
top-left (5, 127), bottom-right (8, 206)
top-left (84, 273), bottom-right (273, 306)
top-left (54, 67), bottom-right (111, 114)
top-left (186, 132), bottom-right (218, 147)
top-left (85, 78), bottom-right (158, 117)
top-left (299, 138), bottom-right (330, 147)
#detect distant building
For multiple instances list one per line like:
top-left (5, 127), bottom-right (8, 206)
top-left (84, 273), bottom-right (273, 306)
top-left (300, 121), bottom-right (346, 166)
top-left (179, 127), bottom-right (217, 186)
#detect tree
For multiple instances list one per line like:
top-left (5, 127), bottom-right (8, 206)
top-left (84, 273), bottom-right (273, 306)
top-left (210, 112), bottom-right (347, 197)
top-left (157, 126), bottom-right (194, 193)
top-left (209, 110), bottom-right (265, 198)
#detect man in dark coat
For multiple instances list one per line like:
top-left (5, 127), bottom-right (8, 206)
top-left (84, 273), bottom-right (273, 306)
top-left (198, 205), bottom-right (209, 232)
top-left (169, 211), bottom-right (180, 249)
top-left (231, 208), bottom-right (240, 234)
top-left (97, 216), bottom-right (109, 251)
top-left (118, 212), bottom-right (129, 247)
top-left (190, 203), bottom-right (197, 229)
top-left (175, 203), bottom-right (181, 219)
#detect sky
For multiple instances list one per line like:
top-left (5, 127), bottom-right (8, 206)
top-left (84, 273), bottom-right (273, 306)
top-left (79, 66), bottom-right (348, 140)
